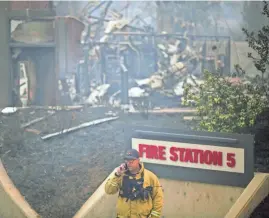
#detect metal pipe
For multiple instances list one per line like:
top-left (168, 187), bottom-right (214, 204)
top-left (93, 1), bottom-right (112, 41)
top-left (9, 16), bottom-right (55, 21)
top-left (92, 41), bottom-right (143, 45)
top-left (109, 32), bottom-right (231, 40)
top-left (9, 43), bottom-right (56, 48)
top-left (88, 1), bottom-right (107, 15)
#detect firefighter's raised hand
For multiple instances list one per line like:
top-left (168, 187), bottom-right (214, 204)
top-left (115, 163), bottom-right (127, 176)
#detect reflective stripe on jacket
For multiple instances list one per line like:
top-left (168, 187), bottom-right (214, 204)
top-left (105, 163), bottom-right (163, 218)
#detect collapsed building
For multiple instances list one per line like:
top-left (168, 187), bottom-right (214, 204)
top-left (77, 1), bottom-right (232, 110)
top-left (0, 1), bottom-right (233, 110)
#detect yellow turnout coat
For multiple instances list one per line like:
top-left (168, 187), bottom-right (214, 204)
top-left (105, 163), bottom-right (164, 218)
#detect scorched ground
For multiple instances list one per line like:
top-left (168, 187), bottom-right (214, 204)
top-left (0, 107), bottom-right (191, 218)
top-left (0, 106), bottom-right (268, 218)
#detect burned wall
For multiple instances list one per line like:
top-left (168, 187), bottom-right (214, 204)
top-left (0, 2), bottom-right (12, 108)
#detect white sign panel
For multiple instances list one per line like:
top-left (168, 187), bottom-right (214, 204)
top-left (132, 138), bottom-right (244, 173)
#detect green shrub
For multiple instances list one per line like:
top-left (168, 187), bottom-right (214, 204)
top-left (182, 71), bottom-right (269, 133)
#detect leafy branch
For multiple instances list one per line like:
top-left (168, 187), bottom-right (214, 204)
top-left (242, 0), bottom-right (269, 76)
top-left (183, 71), bottom-right (269, 133)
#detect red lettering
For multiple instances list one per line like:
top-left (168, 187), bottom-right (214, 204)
top-left (178, 148), bottom-right (185, 162)
top-left (184, 149), bottom-right (193, 163)
top-left (192, 149), bottom-right (203, 163)
top-left (204, 150), bottom-right (213, 165)
top-left (227, 153), bottom-right (236, 168)
top-left (212, 151), bottom-right (223, 166)
top-left (138, 144), bottom-right (148, 158)
top-left (169, 147), bottom-right (178, 161)
top-left (158, 146), bottom-right (166, 160)
top-left (146, 145), bottom-right (158, 159)
top-left (152, 145), bottom-right (159, 159)
top-left (139, 144), bottom-right (167, 160)
top-left (201, 150), bottom-right (223, 166)
top-left (168, 145), bottom-right (224, 167)
top-left (200, 150), bottom-right (205, 164)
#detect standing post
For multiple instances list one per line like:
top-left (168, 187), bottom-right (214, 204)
top-left (201, 41), bottom-right (207, 73)
top-left (80, 23), bottom-right (91, 96)
top-left (100, 45), bottom-right (106, 84)
top-left (227, 37), bottom-right (231, 75)
top-left (120, 55), bottom-right (129, 105)
top-left (82, 42), bottom-right (90, 96)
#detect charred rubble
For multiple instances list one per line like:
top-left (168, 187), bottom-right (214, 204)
top-left (60, 1), bottom-right (232, 111)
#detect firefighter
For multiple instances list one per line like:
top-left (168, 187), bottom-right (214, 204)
top-left (105, 149), bottom-right (164, 218)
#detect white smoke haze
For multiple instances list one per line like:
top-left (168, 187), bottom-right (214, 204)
top-left (32, 1), bottom-right (259, 107)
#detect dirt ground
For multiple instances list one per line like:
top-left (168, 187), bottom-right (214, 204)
top-left (0, 106), bottom-right (268, 218)
top-left (250, 194), bottom-right (269, 218)
top-left (0, 106), bottom-right (192, 218)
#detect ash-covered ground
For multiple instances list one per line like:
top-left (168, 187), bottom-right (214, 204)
top-left (0, 106), bottom-right (268, 218)
top-left (0, 107), bottom-right (191, 218)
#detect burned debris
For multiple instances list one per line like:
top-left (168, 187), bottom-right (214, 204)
top-left (8, 1), bottom-right (234, 111)
top-left (59, 1), bottom-right (232, 112)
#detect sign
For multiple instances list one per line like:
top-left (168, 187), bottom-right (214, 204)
top-left (132, 138), bottom-right (244, 173)
top-left (125, 125), bottom-right (254, 187)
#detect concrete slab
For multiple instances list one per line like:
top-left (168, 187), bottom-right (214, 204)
top-left (74, 169), bottom-right (269, 218)
top-left (225, 173), bottom-right (269, 218)
top-left (0, 160), bottom-right (40, 218)
top-left (0, 158), bottom-right (267, 218)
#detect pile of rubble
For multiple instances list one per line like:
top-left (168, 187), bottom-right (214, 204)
top-left (68, 2), bottom-right (225, 110)
top-left (82, 39), bottom-right (204, 109)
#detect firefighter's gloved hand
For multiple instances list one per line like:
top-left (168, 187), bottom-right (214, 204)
top-left (115, 163), bottom-right (127, 176)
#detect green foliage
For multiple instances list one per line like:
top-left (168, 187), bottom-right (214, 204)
top-left (182, 71), bottom-right (269, 133)
top-left (242, 1), bottom-right (269, 75)
top-left (182, 1), bottom-right (269, 134)
top-left (242, 0), bottom-right (269, 99)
